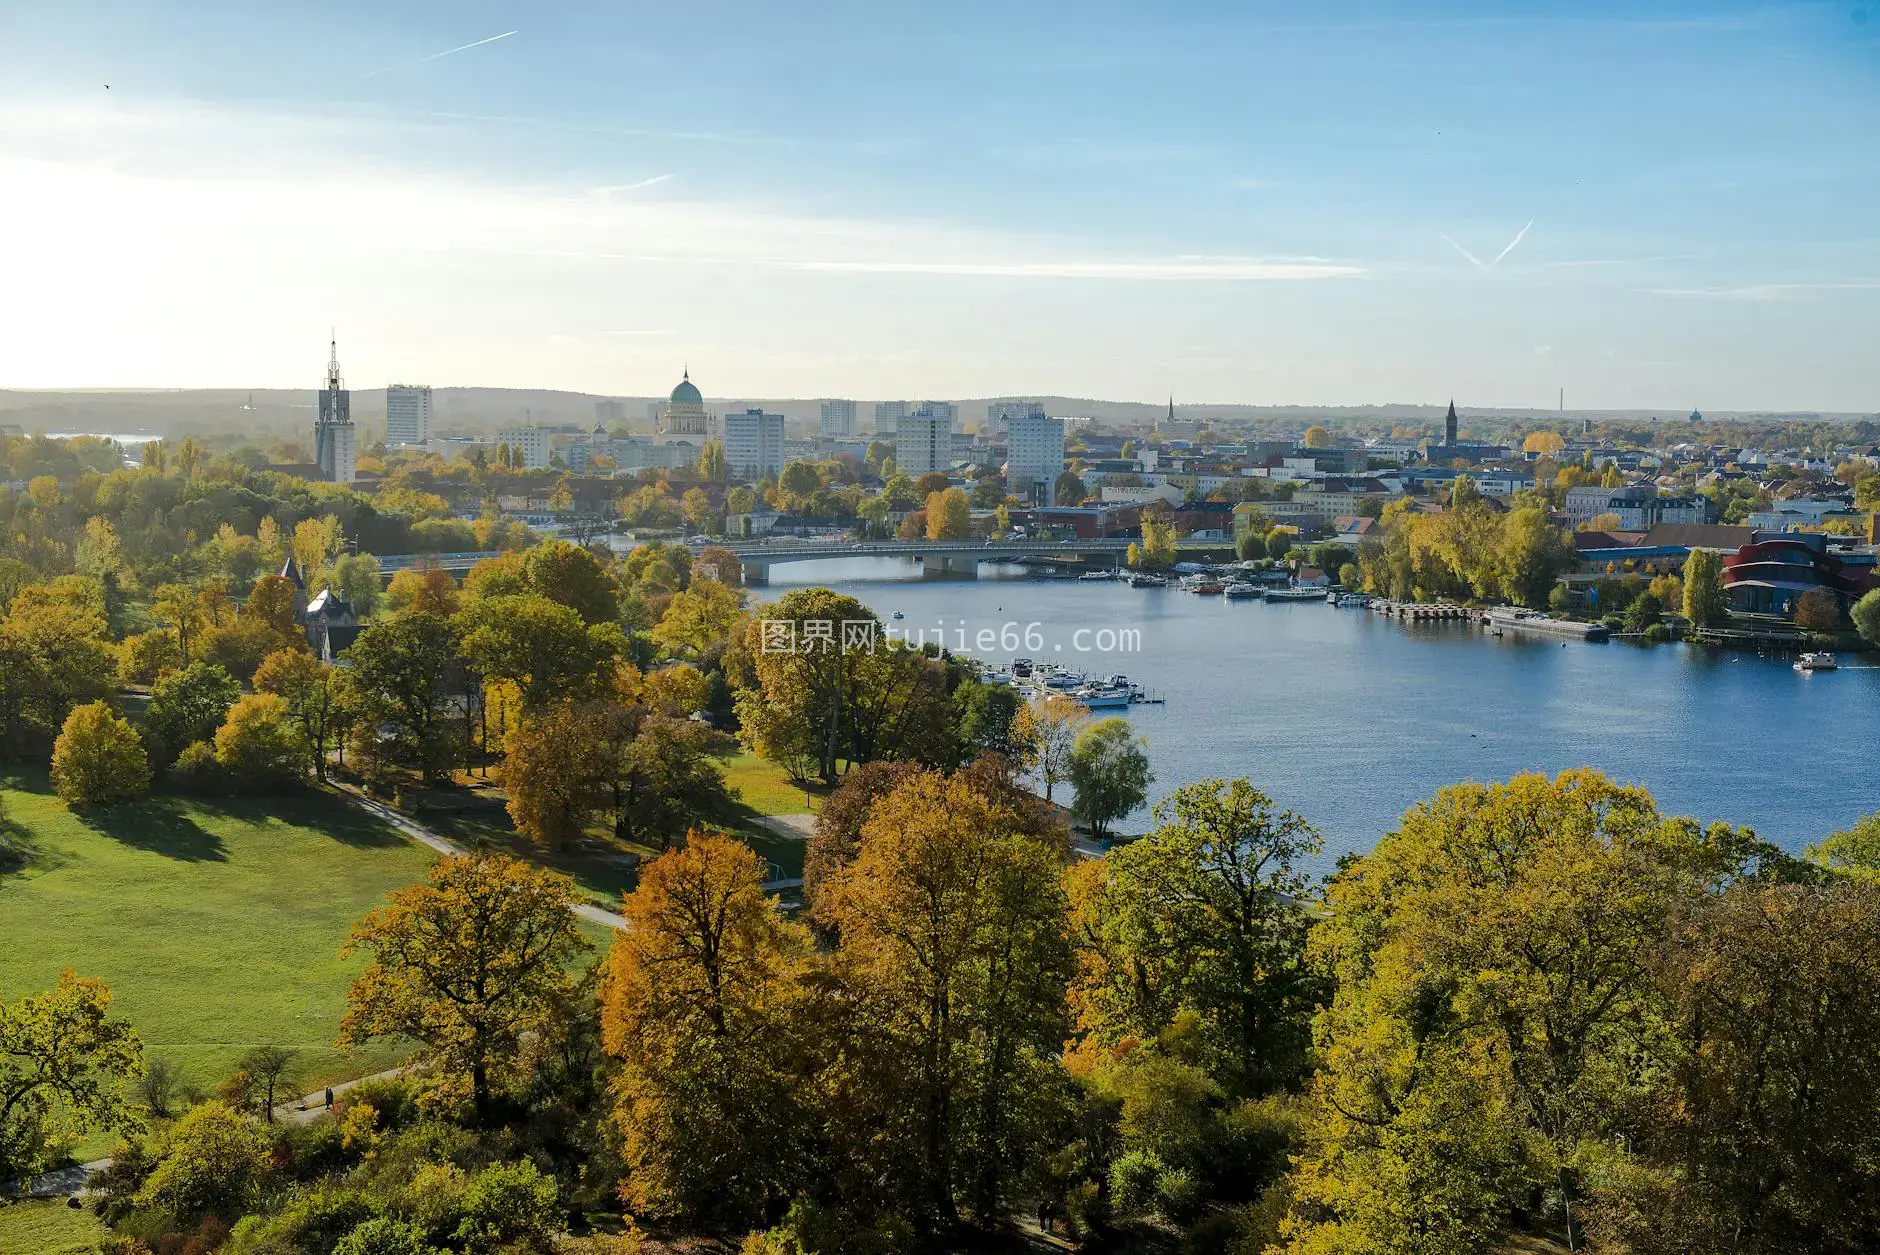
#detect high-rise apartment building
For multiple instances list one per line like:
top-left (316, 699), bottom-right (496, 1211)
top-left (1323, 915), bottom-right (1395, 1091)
top-left (873, 400), bottom-right (909, 433)
top-left (820, 399), bottom-right (857, 437)
top-left (723, 408), bottom-right (786, 481)
top-left (914, 400), bottom-right (956, 427)
top-left (894, 411), bottom-right (951, 477)
top-left (595, 399), bottom-right (626, 425)
top-left (314, 337), bottom-right (357, 484)
top-left (1006, 412), bottom-right (1066, 505)
top-left (385, 384), bottom-right (432, 447)
top-left (987, 400), bottom-right (1045, 438)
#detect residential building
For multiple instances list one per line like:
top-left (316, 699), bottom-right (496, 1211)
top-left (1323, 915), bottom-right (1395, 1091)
top-left (495, 426), bottom-right (551, 469)
top-left (987, 400), bottom-right (1045, 438)
top-left (1007, 412), bottom-right (1066, 506)
top-left (895, 411), bottom-right (951, 476)
top-left (723, 408), bottom-right (786, 481)
top-left (314, 337), bottom-right (356, 484)
top-left (873, 400), bottom-right (909, 433)
top-left (384, 384), bottom-right (432, 447)
top-left (820, 399), bottom-right (857, 437)
top-left (594, 399), bottom-right (626, 425)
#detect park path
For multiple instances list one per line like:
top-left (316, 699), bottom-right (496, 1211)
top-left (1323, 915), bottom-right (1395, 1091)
top-left (339, 787), bottom-right (628, 932)
top-left (2, 1071), bottom-right (405, 1198)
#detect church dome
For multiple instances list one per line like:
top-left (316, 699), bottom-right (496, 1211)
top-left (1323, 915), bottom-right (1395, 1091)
top-left (670, 372), bottom-right (702, 406)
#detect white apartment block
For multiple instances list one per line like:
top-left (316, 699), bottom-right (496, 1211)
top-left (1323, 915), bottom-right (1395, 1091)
top-left (723, 408), bottom-right (786, 481)
top-left (894, 413), bottom-right (951, 477)
top-left (496, 426), bottom-right (551, 469)
top-left (385, 384), bottom-right (432, 447)
top-left (873, 400), bottom-right (909, 433)
top-left (987, 400), bottom-right (1045, 438)
top-left (1006, 412), bottom-right (1065, 505)
top-left (820, 399), bottom-right (857, 437)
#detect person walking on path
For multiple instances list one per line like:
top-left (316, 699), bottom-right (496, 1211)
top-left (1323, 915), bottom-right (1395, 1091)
top-left (325, 1087), bottom-right (334, 1110)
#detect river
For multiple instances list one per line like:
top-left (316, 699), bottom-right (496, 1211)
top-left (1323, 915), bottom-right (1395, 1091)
top-left (756, 556), bottom-right (1879, 865)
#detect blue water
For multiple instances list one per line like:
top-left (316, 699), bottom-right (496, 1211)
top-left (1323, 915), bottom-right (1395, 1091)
top-left (759, 557), bottom-right (1879, 864)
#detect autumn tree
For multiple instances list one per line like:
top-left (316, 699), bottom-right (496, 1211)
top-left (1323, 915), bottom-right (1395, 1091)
top-left (133, 1099), bottom-right (274, 1223)
top-left (503, 700), bottom-right (609, 849)
top-left (51, 702), bottom-right (151, 805)
top-left (801, 760), bottom-right (922, 918)
top-left (0, 972), bottom-right (144, 1182)
top-left (385, 565), bottom-right (461, 617)
top-left (1068, 717), bottom-right (1152, 838)
top-left (214, 693), bottom-right (309, 788)
top-left (1794, 586), bottom-right (1842, 632)
top-left (925, 487), bottom-right (972, 540)
top-left (601, 834), bottom-right (814, 1225)
top-left (0, 592), bottom-right (117, 760)
top-left (254, 649), bottom-right (344, 780)
top-left (651, 578), bottom-right (743, 657)
top-left (519, 539), bottom-right (619, 625)
top-left (1014, 694), bottom-right (1088, 804)
top-left (340, 854), bottom-right (589, 1122)
top-left (1070, 779), bottom-right (1323, 1096)
top-left (821, 770), bottom-right (1073, 1225)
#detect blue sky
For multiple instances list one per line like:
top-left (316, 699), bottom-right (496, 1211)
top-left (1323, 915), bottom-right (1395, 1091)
top-left (2, 0), bottom-right (1876, 408)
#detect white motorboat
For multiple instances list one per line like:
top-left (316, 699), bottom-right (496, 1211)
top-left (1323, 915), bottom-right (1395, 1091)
top-left (1795, 651), bottom-right (1837, 672)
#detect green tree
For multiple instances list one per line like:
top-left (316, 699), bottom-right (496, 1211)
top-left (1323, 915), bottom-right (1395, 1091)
top-left (1808, 810), bottom-right (1880, 881)
top-left (1070, 779), bottom-right (1322, 1095)
top-left (1054, 470), bottom-right (1087, 506)
top-left (1852, 589), bottom-right (1880, 647)
top-left (236, 1045), bottom-right (296, 1123)
top-left (607, 715), bottom-right (737, 850)
top-left (601, 834), bottom-right (814, 1225)
top-left (651, 579), bottom-right (743, 657)
top-left (1623, 591), bottom-right (1664, 634)
top-left (698, 440), bottom-right (729, 482)
top-left (143, 661), bottom-right (241, 766)
top-left (0, 972), bottom-right (144, 1183)
top-left (1682, 548), bottom-right (1727, 627)
top-left (340, 854), bottom-right (589, 1122)
top-left (329, 552), bottom-right (383, 618)
top-left (0, 594), bottom-right (117, 760)
top-left (1236, 530), bottom-right (1267, 562)
top-left (50, 702), bottom-right (150, 805)
top-left (458, 594), bottom-right (623, 710)
top-left (342, 611), bottom-right (461, 779)
top-left (1068, 717), bottom-right (1152, 838)
top-left (134, 1099), bottom-right (273, 1222)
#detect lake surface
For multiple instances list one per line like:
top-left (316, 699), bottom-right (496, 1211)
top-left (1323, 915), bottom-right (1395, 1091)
top-left (760, 557), bottom-right (1879, 865)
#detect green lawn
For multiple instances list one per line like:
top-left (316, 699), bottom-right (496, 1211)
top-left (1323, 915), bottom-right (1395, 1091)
top-left (722, 751), bottom-right (823, 816)
top-left (0, 773), bottom-right (435, 1103)
top-left (0, 1200), bottom-right (111, 1254)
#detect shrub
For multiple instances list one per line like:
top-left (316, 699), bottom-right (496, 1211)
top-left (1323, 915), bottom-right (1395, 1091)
top-left (133, 1100), bottom-right (274, 1223)
top-left (452, 1159), bottom-right (559, 1251)
top-left (1643, 622), bottom-right (1671, 644)
top-left (228, 1185), bottom-right (378, 1255)
top-left (169, 741), bottom-right (226, 794)
top-left (1110, 1148), bottom-right (1171, 1217)
top-left (51, 702), bottom-right (151, 805)
top-left (334, 1216), bottom-right (444, 1255)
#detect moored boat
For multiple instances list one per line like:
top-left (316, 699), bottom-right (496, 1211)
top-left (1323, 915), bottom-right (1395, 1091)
top-left (1223, 584), bottom-right (1261, 599)
top-left (1795, 651), bottom-right (1837, 672)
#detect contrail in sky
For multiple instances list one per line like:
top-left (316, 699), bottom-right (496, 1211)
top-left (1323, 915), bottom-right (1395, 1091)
top-left (1491, 219), bottom-right (1534, 266)
top-left (1440, 220), bottom-right (1533, 269)
top-left (592, 175), bottom-right (674, 195)
top-left (1440, 234), bottom-right (1487, 269)
top-left (364, 30), bottom-right (518, 79)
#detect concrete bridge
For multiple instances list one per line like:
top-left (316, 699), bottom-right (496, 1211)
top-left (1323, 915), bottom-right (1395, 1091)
top-left (374, 537), bottom-right (1235, 583)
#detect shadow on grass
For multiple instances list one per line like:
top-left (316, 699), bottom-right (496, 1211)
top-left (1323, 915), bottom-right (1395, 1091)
top-left (150, 786), bottom-right (410, 852)
top-left (0, 818), bottom-right (43, 876)
top-left (75, 796), bottom-right (227, 862)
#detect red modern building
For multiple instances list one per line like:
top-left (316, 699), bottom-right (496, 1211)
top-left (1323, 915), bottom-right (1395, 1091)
top-left (1722, 533), bottom-right (1878, 616)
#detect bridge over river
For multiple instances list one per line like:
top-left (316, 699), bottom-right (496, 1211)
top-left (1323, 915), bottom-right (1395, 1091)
top-left (376, 537), bottom-right (1236, 582)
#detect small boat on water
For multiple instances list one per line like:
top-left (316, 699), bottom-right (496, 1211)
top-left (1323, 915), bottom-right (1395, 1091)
top-left (1011, 657), bottom-right (1034, 678)
top-left (1795, 651), bottom-right (1838, 672)
top-left (1264, 586), bottom-right (1325, 601)
top-left (1336, 593), bottom-right (1370, 607)
top-left (1224, 584), bottom-right (1261, 600)
top-left (1325, 591), bottom-right (1339, 603)
top-left (1128, 573), bottom-right (1167, 588)
top-left (1070, 685), bottom-right (1133, 709)
top-left (1078, 569), bottom-right (1119, 581)
top-left (891, 610), bottom-right (904, 619)
top-left (1190, 581), bottom-right (1226, 595)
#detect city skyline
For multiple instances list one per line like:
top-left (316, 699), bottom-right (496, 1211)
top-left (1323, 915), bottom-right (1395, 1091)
top-left (1, 1), bottom-right (1877, 408)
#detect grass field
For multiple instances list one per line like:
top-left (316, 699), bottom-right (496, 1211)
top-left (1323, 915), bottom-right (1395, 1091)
top-left (0, 1200), bottom-right (111, 1254)
top-left (0, 772), bottom-right (435, 1101)
top-left (722, 751), bottom-right (823, 816)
